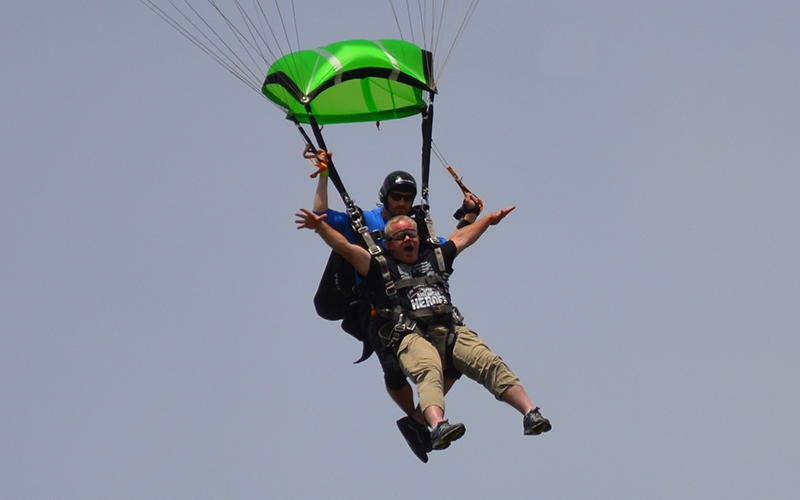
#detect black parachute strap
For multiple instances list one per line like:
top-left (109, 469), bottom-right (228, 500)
top-left (373, 245), bottom-right (410, 350)
top-left (421, 245), bottom-right (456, 365)
top-left (296, 112), bottom-right (351, 208)
top-left (445, 322), bottom-right (458, 367)
top-left (433, 247), bottom-right (447, 277)
top-left (295, 110), bottom-right (400, 359)
top-left (405, 305), bottom-right (454, 320)
top-left (430, 245), bottom-right (456, 365)
top-left (428, 244), bottom-right (456, 365)
top-left (419, 99), bottom-right (440, 246)
top-left (299, 110), bottom-right (407, 348)
top-left (295, 108), bottom-right (381, 252)
top-left (393, 274), bottom-right (447, 290)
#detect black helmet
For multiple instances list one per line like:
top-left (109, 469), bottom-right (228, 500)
top-left (379, 171), bottom-right (417, 204)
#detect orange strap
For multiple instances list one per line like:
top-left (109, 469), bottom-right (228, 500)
top-left (446, 165), bottom-right (483, 212)
top-left (303, 145), bottom-right (329, 178)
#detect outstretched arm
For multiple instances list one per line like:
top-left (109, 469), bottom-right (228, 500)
top-left (295, 208), bottom-right (372, 275)
top-left (449, 206), bottom-right (515, 255)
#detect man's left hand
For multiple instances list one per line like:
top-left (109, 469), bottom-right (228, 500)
top-left (485, 206), bottom-right (515, 226)
top-left (295, 208), bottom-right (328, 231)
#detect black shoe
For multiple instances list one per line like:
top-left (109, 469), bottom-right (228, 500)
top-left (523, 408), bottom-right (552, 436)
top-left (430, 420), bottom-right (466, 450)
top-left (397, 416), bottom-right (431, 463)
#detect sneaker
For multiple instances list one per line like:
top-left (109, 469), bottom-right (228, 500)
top-left (430, 420), bottom-right (466, 450)
top-left (396, 416), bottom-right (431, 463)
top-left (523, 408), bottom-right (552, 436)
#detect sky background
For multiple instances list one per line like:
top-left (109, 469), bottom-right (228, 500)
top-left (2, 1), bottom-right (798, 498)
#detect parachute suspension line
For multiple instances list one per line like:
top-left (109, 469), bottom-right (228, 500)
top-left (405, 0), bottom-right (417, 44)
top-left (209, 0), bottom-right (290, 85)
top-left (433, 0), bottom-right (479, 88)
top-left (432, 141), bottom-right (484, 212)
top-left (431, 1), bottom-right (446, 69)
top-left (179, 0), bottom-right (264, 84)
top-left (142, 0), bottom-right (308, 101)
top-left (388, 1), bottom-right (403, 40)
top-left (428, 0), bottom-right (437, 61)
top-left (231, 0), bottom-right (283, 65)
top-left (269, 0), bottom-right (305, 85)
top-left (398, 0), bottom-right (433, 92)
top-left (419, 1), bottom-right (440, 72)
top-left (269, 0), bottom-right (293, 54)
top-left (389, 0), bottom-right (414, 43)
top-left (418, 0), bottom-right (429, 52)
top-left (248, 0), bottom-right (290, 62)
top-left (141, 0), bottom-right (263, 95)
top-left (247, 0), bottom-right (306, 92)
top-left (229, 1), bottom-right (269, 67)
top-left (288, 0), bottom-right (306, 86)
top-left (430, 140), bottom-right (449, 169)
top-left (289, 0), bottom-right (301, 53)
top-left (250, 1), bottom-right (272, 55)
top-left (210, 0), bottom-right (272, 82)
top-left (385, 0), bottom-right (478, 87)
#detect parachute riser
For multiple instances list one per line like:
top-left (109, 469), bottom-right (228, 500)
top-left (419, 99), bottom-right (439, 245)
top-left (303, 109), bottom-right (350, 201)
top-left (298, 106), bottom-right (382, 252)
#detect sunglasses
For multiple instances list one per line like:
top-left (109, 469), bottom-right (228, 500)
top-left (388, 192), bottom-right (414, 203)
top-left (386, 229), bottom-right (419, 242)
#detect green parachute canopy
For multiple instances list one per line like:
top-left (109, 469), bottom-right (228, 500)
top-left (262, 39), bottom-right (434, 125)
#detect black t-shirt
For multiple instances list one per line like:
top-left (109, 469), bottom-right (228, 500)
top-left (364, 240), bottom-right (457, 323)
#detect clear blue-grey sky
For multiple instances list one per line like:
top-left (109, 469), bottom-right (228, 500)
top-left (2, 1), bottom-right (798, 498)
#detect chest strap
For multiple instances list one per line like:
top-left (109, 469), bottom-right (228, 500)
top-left (374, 304), bottom-right (453, 321)
top-left (393, 274), bottom-right (447, 291)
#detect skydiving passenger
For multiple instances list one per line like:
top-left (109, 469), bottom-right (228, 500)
top-left (296, 204), bottom-right (552, 453)
top-left (310, 150), bottom-right (481, 462)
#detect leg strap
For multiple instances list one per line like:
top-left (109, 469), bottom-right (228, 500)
top-left (445, 323), bottom-right (458, 367)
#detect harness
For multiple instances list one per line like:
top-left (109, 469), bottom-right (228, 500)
top-left (372, 246), bottom-right (459, 367)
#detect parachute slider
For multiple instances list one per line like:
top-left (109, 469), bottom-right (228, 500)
top-left (303, 145), bottom-right (329, 178)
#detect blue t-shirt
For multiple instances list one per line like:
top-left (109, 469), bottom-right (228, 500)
top-left (319, 207), bottom-right (386, 244)
top-left (319, 206), bottom-right (447, 246)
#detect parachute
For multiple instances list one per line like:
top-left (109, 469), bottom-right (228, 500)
top-left (141, 0), bottom-right (480, 214)
top-left (140, 1), bottom-right (478, 117)
top-left (263, 39), bottom-right (434, 125)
